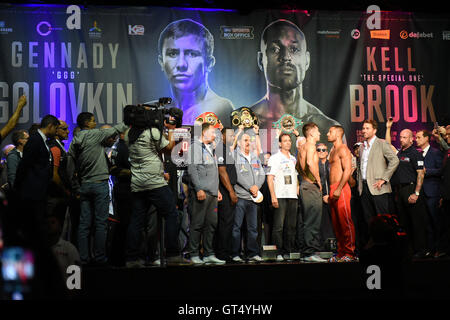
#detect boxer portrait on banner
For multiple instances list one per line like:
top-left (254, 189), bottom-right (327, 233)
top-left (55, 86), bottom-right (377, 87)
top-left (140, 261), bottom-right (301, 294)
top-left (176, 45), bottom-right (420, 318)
top-left (251, 19), bottom-right (342, 147)
top-left (158, 19), bottom-right (234, 127)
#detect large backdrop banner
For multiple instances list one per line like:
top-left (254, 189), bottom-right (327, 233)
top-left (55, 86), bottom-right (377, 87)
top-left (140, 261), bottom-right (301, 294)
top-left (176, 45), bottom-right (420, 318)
top-left (0, 4), bottom-right (449, 150)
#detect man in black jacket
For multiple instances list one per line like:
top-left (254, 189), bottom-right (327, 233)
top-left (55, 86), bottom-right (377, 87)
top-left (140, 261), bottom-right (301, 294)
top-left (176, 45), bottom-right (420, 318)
top-left (15, 114), bottom-right (59, 246)
top-left (415, 130), bottom-right (444, 257)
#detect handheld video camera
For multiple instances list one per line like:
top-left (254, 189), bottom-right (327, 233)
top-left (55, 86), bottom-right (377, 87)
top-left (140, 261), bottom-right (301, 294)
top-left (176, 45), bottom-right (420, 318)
top-left (123, 97), bottom-right (183, 130)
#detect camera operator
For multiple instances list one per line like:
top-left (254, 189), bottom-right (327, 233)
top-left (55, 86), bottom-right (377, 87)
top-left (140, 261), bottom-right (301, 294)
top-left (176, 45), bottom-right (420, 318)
top-left (124, 103), bottom-right (190, 267)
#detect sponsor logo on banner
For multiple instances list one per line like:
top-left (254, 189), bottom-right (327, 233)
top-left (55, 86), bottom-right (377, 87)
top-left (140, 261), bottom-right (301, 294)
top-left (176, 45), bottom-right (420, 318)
top-left (128, 25), bottom-right (145, 36)
top-left (36, 21), bottom-right (63, 36)
top-left (351, 29), bottom-right (360, 39)
top-left (220, 26), bottom-right (254, 39)
top-left (443, 31), bottom-right (450, 40)
top-left (317, 30), bottom-right (340, 39)
top-left (400, 30), bottom-right (408, 39)
top-left (370, 29), bottom-right (390, 39)
top-left (0, 21), bottom-right (13, 34)
top-left (400, 30), bottom-right (434, 39)
top-left (88, 21), bottom-right (102, 39)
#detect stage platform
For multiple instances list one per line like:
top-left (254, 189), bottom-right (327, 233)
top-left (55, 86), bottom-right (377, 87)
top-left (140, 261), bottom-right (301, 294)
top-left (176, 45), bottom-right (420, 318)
top-left (74, 258), bottom-right (450, 301)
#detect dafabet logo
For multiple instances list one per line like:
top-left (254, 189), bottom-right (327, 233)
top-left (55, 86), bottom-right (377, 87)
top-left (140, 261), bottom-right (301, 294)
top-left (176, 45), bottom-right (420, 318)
top-left (400, 30), bottom-right (434, 39)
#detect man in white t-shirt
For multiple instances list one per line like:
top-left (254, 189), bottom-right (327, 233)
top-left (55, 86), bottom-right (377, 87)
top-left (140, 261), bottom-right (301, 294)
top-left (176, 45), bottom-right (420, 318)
top-left (267, 133), bottom-right (299, 261)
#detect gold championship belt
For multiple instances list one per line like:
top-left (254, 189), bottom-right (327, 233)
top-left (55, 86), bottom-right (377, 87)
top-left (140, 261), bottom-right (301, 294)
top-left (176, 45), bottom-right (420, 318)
top-left (230, 107), bottom-right (259, 128)
top-left (195, 112), bottom-right (221, 128)
top-left (272, 114), bottom-right (303, 133)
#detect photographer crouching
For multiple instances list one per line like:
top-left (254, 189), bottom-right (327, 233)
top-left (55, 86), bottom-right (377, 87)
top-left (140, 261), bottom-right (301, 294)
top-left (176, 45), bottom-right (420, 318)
top-left (123, 98), bottom-right (191, 267)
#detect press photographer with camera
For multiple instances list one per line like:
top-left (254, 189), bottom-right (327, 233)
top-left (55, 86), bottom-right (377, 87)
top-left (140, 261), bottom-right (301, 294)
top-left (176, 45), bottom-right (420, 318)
top-left (123, 98), bottom-right (190, 267)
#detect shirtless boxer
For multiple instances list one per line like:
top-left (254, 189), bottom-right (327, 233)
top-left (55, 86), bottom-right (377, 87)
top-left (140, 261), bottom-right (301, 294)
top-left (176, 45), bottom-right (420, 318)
top-left (296, 122), bottom-right (326, 262)
top-left (327, 125), bottom-right (357, 262)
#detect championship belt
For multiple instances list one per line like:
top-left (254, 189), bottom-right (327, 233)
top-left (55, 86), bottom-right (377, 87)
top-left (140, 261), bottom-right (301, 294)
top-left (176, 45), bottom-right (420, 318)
top-left (195, 112), bottom-right (221, 128)
top-left (272, 114), bottom-right (303, 133)
top-left (230, 107), bottom-right (259, 128)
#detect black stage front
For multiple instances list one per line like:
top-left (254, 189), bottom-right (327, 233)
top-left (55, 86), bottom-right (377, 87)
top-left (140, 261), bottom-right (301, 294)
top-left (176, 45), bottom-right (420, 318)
top-left (75, 259), bottom-right (450, 301)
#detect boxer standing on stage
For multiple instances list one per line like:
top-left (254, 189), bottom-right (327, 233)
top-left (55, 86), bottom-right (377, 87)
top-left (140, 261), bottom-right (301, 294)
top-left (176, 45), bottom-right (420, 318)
top-left (296, 122), bottom-right (326, 262)
top-left (327, 125), bottom-right (357, 262)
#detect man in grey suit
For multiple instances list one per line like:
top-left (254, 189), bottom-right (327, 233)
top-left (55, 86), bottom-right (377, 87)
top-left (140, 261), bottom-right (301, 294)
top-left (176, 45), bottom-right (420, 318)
top-left (358, 119), bottom-right (399, 247)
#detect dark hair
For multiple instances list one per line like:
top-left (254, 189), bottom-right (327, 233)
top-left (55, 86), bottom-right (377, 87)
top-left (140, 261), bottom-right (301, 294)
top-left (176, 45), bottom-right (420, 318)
top-left (11, 130), bottom-right (27, 147)
top-left (201, 122), bottom-right (213, 134)
top-left (417, 129), bottom-right (430, 139)
top-left (77, 112), bottom-right (94, 129)
top-left (158, 19), bottom-right (214, 59)
top-left (363, 119), bottom-right (378, 130)
top-left (40, 114), bottom-right (60, 129)
top-left (302, 122), bottom-right (318, 137)
top-left (330, 125), bottom-right (345, 137)
top-left (279, 132), bottom-right (291, 143)
top-left (28, 123), bottom-right (40, 135)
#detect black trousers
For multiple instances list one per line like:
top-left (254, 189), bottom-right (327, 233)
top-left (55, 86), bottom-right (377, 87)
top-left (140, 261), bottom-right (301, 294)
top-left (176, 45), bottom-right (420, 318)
top-left (297, 181), bottom-right (323, 256)
top-left (272, 198), bottom-right (298, 254)
top-left (395, 184), bottom-right (429, 253)
top-left (359, 181), bottom-right (390, 247)
top-left (215, 186), bottom-right (236, 260)
top-left (320, 203), bottom-right (335, 251)
top-left (350, 189), bottom-right (363, 253)
top-left (109, 188), bottom-right (133, 266)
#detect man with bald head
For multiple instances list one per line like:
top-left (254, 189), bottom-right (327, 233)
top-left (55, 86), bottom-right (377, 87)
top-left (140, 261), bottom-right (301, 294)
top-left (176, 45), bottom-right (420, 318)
top-left (392, 129), bottom-right (430, 259)
top-left (47, 120), bottom-right (71, 226)
top-left (251, 19), bottom-right (342, 150)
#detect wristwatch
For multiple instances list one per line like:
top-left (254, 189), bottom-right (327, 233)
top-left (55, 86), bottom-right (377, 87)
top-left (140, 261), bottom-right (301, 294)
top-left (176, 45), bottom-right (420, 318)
top-left (414, 191), bottom-right (420, 196)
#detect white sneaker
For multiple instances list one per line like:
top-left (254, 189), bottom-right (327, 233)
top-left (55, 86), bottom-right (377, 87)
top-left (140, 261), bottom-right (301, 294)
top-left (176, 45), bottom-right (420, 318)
top-left (302, 254), bottom-right (327, 263)
top-left (232, 256), bottom-right (244, 263)
top-left (152, 259), bottom-right (161, 266)
top-left (276, 255), bottom-right (284, 262)
top-left (248, 255), bottom-right (263, 263)
top-left (203, 255), bottom-right (226, 264)
top-left (190, 256), bottom-right (205, 264)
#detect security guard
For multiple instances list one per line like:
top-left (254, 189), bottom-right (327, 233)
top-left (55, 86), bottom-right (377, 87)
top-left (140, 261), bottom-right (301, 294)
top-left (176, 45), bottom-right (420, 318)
top-left (392, 129), bottom-right (430, 259)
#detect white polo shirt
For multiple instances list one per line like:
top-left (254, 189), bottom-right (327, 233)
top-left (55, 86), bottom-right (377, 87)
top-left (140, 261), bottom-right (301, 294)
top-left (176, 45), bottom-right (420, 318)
top-left (361, 135), bottom-right (376, 180)
top-left (267, 151), bottom-right (298, 199)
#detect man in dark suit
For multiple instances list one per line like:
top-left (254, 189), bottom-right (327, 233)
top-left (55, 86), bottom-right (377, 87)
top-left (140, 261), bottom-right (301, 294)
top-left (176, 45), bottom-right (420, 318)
top-left (416, 130), bottom-right (444, 257)
top-left (15, 114), bottom-right (59, 246)
top-left (12, 115), bottom-right (68, 298)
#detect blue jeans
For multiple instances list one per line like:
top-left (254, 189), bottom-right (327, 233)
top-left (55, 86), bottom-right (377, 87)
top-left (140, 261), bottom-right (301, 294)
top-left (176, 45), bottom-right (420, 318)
top-left (232, 198), bottom-right (259, 258)
top-left (126, 185), bottom-right (180, 262)
top-left (78, 181), bottom-right (110, 264)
